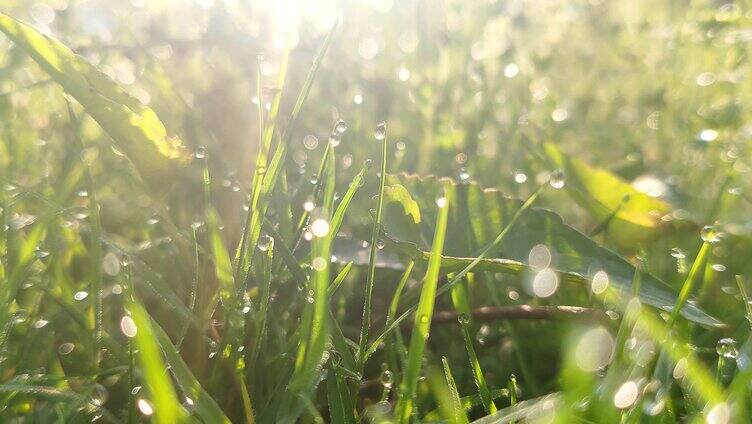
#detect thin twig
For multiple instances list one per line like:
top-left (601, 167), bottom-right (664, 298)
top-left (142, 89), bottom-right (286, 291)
top-left (432, 305), bottom-right (607, 324)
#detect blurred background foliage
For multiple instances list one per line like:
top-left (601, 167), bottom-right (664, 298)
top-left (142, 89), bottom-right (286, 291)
top-left (2, 0), bottom-right (752, 421)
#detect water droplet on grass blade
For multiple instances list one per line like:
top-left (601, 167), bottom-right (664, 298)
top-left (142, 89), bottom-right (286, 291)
top-left (102, 252), bottom-right (121, 276)
top-left (716, 338), bottom-right (738, 359)
top-left (137, 399), bottom-right (154, 416)
top-left (380, 369), bottom-right (394, 388)
top-left (613, 380), bottom-right (639, 409)
top-left (701, 225), bottom-right (720, 243)
top-left (257, 234), bottom-right (273, 251)
top-left (334, 119), bottom-right (348, 135)
top-left (591, 271), bottom-right (609, 295)
top-left (311, 219), bottom-right (330, 238)
top-left (74, 291), bottom-right (89, 301)
top-left (58, 343), bottom-right (75, 355)
top-left (194, 146), bottom-right (206, 159)
top-left (457, 313), bottom-right (470, 325)
top-left (312, 257), bottom-right (326, 271)
top-left (549, 169), bottom-right (565, 189)
top-left (458, 167), bottom-right (470, 183)
top-left (374, 121), bottom-right (386, 141)
top-left (670, 248), bottom-right (685, 259)
top-left (120, 316), bottom-right (138, 338)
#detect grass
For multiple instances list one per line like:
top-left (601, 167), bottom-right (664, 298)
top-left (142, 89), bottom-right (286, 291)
top-left (1, 0), bottom-right (752, 423)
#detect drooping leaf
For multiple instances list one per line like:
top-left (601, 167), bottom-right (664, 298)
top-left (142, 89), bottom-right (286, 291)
top-left (542, 143), bottom-right (676, 248)
top-left (0, 13), bottom-right (191, 190)
top-left (381, 173), bottom-right (720, 327)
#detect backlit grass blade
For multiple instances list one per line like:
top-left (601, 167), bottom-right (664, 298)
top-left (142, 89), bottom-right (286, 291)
top-left (0, 12), bottom-right (191, 191)
top-left (149, 317), bottom-right (232, 424)
top-left (358, 122), bottom-right (389, 366)
top-left (395, 192), bottom-right (449, 422)
top-left (282, 144), bottom-right (337, 423)
top-left (127, 299), bottom-right (186, 424)
top-left (238, 23), bottom-right (337, 282)
top-left (668, 237), bottom-right (712, 327)
top-left (364, 184), bottom-right (546, 361)
top-left (327, 261), bottom-right (353, 298)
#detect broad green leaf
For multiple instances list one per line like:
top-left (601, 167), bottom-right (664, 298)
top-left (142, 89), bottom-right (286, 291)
top-left (542, 143), bottom-right (674, 248)
top-left (381, 174), bottom-right (720, 328)
top-left (0, 13), bottom-right (191, 190)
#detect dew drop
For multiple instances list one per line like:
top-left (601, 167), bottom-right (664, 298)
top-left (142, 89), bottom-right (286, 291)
top-left (312, 257), bottom-right (327, 271)
top-left (374, 121), bottom-right (386, 141)
top-left (311, 219), bottom-right (330, 238)
top-left (549, 169), bottom-right (566, 189)
top-left (257, 234), bottom-right (273, 251)
top-left (74, 291), bottom-right (89, 301)
top-left (514, 172), bottom-right (527, 184)
top-left (380, 369), bottom-right (394, 388)
top-left (457, 313), bottom-right (470, 325)
top-left (613, 380), bottom-right (639, 409)
top-left (90, 384), bottom-right (109, 407)
top-left (716, 338), bottom-right (738, 359)
top-left (334, 119), bottom-right (348, 135)
top-left (670, 248), bottom-right (686, 259)
top-left (591, 270), bottom-right (609, 295)
top-left (376, 239), bottom-right (385, 250)
top-left (303, 197), bottom-right (315, 212)
top-left (707, 402), bottom-right (731, 424)
top-left (458, 167), bottom-right (470, 183)
top-left (102, 252), bottom-right (121, 276)
top-left (58, 343), bottom-right (75, 355)
top-left (701, 225), bottom-right (720, 243)
top-left (137, 398), bottom-right (154, 416)
top-left (194, 146), bottom-right (206, 159)
top-left (120, 316), bottom-right (138, 338)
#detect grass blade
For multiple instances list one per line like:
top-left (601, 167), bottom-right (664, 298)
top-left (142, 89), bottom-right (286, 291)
top-left (395, 191), bottom-right (450, 422)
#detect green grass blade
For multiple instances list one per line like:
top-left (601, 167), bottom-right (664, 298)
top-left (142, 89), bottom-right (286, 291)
top-left (395, 191), bottom-right (450, 422)
top-left (148, 317), bottom-right (232, 423)
top-left (364, 184), bottom-right (545, 360)
top-left (452, 278), bottom-right (497, 415)
top-left (668, 239), bottom-right (711, 327)
top-left (358, 123), bottom-right (389, 366)
top-left (439, 356), bottom-right (471, 424)
top-left (127, 299), bottom-right (186, 424)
